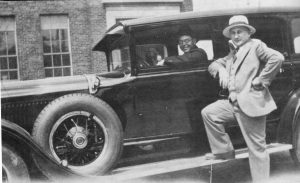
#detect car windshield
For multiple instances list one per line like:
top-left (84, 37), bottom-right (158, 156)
top-left (110, 36), bottom-right (131, 73)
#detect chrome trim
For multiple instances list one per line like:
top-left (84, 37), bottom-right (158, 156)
top-left (124, 136), bottom-right (180, 146)
top-left (137, 69), bottom-right (206, 79)
top-left (84, 74), bottom-right (100, 94)
top-left (123, 132), bottom-right (189, 146)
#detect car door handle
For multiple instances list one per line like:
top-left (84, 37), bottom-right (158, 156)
top-left (137, 113), bottom-right (143, 117)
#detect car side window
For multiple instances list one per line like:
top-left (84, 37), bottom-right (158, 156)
top-left (111, 47), bottom-right (131, 72)
top-left (109, 36), bottom-right (131, 73)
top-left (136, 44), bottom-right (168, 69)
top-left (291, 18), bottom-right (300, 54)
top-left (196, 40), bottom-right (214, 60)
top-left (250, 16), bottom-right (286, 53)
top-left (135, 22), bottom-right (212, 74)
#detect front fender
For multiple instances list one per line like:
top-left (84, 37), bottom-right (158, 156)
top-left (2, 119), bottom-right (83, 179)
top-left (277, 89), bottom-right (300, 143)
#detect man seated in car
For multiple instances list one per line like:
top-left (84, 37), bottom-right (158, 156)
top-left (157, 26), bottom-right (208, 67)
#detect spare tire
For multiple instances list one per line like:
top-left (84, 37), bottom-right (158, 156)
top-left (2, 144), bottom-right (30, 183)
top-left (291, 109), bottom-right (300, 165)
top-left (32, 93), bottom-right (123, 176)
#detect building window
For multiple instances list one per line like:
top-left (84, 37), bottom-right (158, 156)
top-left (41, 16), bottom-right (72, 77)
top-left (0, 17), bottom-right (18, 80)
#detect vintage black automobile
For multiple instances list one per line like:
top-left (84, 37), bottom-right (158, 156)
top-left (2, 6), bottom-right (300, 179)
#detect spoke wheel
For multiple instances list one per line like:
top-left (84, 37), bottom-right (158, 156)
top-left (32, 93), bottom-right (123, 176)
top-left (291, 109), bottom-right (300, 165)
top-left (50, 111), bottom-right (107, 167)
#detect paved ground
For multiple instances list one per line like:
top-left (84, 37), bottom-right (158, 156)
top-left (31, 138), bottom-right (300, 183)
top-left (122, 150), bottom-right (300, 183)
top-left (42, 151), bottom-right (300, 183)
top-left (56, 150), bottom-right (300, 183)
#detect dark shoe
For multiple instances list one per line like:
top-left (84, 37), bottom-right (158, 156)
top-left (205, 151), bottom-right (235, 160)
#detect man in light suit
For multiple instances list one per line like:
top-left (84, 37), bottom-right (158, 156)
top-left (201, 15), bottom-right (284, 182)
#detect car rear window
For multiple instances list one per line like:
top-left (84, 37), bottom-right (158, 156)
top-left (291, 18), bottom-right (300, 54)
top-left (250, 16), bottom-right (285, 53)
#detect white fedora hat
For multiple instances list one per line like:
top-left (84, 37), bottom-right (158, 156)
top-left (223, 15), bottom-right (256, 38)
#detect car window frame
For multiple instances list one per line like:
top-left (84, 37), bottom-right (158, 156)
top-left (131, 19), bottom-right (214, 76)
top-left (290, 15), bottom-right (300, 59)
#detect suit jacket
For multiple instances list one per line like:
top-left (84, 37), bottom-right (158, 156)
top-left (208, 39), bottom-right (284, 117)
top-left (164, 45), bottom-right (208, 68)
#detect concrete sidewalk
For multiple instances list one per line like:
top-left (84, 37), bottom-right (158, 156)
top-left (122, 150), bottom-right (300, 183)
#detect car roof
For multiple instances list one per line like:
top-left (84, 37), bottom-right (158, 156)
top-left (119, 6), bottom-right (300, 28)
top-left (93, 6), bottom-right (300, 51)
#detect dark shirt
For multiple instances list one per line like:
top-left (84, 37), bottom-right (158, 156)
top-left (164, 45), bottom-right (208, 68)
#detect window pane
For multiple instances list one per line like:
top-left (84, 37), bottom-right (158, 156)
top-left (8, 57), bottom-right (17, 69)
top-left (60, 29), bottom-right (68, 40)
top-left (63, 67), bottom-right (71, 76)
top-left (41, 16), bottom-right (70, 77)
top-left (51, 29), bottom-right (59, 40)
top-left (43, 55), bottom-right (52, 67)
top-left (52, 40), bottom-right (60, 53)
top-left (292, 18), bottom-right (300, 53)
top-left (42, 30), bottom-right (50, 41)
top-left (45, 69), bottom-right (53, 77)
top-left (196, 40), bottom-right (214, 60)
top-left (43, 41), bottom-right (51, 53)
top-left (0, 32), bottom-right (7, 56)
top-left (294, 37), bottom-right (300, 53)
top-left (62, 54), bottom-right (70, 66)
top-left (54, 68), bottom-right (62, 76)
top-left (0, 57), bottom-right (8, 69)
top-left (1, 71), bottom-right (9, 80)
top-left (7, 31), bottom-right (16, 55)
top-left (61, 40), bottom-right (69, 52)
top-left (53, 55), bottom-right (61, 66)
top-left (9, 71), bottom-right (17, 80)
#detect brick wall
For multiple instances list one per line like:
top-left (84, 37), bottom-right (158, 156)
top-left (0, 0), bottom-right (107, 80)
top-left (88, 0), bottom-right (108, 74)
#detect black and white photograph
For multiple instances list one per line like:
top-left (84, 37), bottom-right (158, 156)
top-left (1, 0), bottom-right (300, 182)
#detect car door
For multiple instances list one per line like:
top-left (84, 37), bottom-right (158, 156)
top-left (132, 66), bottom-right (219, 137)
top-left (130, 36), bottom-right (218, 138)
top-left (127, 20), bottom-right (221, 140)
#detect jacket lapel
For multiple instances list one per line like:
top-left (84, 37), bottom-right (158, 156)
top-left (233, 40), bottom-right (252, 75)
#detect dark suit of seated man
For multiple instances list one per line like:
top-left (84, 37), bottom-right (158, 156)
top-left (158, 29), bottom-right (208, 67)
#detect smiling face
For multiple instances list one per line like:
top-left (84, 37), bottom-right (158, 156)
top-left (178, 35), bottom-right (196, 53)
top-left (229, 26), bottom-right (251, 47)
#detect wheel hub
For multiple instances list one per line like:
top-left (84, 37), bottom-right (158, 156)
top-left (67, 127), bottom-right (88, 149)
top-left (73, 133), bottom-right (88, 149)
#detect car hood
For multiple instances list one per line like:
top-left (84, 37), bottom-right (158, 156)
top-left (1, 73), bottom-right (135, 99)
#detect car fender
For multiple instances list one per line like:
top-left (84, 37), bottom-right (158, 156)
top-left (277, 89), bottom-right (300, 144)
top-left (2, 119), bottom-right (83, 180)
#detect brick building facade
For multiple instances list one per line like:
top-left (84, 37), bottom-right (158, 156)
top-left (0, 0), bottom-right (192, 81)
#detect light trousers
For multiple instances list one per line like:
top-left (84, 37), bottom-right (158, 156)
top-left (201, 99), bottom-right (270, 182)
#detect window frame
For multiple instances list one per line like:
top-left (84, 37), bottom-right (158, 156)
top-left (290, 16), bottom-right (300, 58)
top-left (130, 20), bottom-right (214, 76)
top-left (0, 17), bottom-right (19, 81)
top-left (40, 15), bottom-right (73, 78)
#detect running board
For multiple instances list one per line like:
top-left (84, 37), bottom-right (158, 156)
top-left (103, 143), bottom-right (292, 181)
